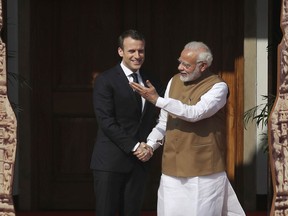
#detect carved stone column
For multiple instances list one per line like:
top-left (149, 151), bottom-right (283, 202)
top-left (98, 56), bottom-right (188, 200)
top-left (269, 0), bottom-right (288, 215)
top-left (0, 0), bottom-right (18, 215)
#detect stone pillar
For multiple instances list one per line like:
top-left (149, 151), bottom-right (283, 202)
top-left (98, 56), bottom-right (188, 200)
top-left (0, 0), bottom-right (18, 215)
top-left (269, 0), bottom-right (288, 215)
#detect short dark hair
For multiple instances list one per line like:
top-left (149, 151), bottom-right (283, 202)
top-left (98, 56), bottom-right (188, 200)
top-left (118, 29), bottom-right (145, 49)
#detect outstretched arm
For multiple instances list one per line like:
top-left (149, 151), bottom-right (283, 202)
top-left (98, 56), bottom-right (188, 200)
top-left (131, 79), bottom-right (228, 122)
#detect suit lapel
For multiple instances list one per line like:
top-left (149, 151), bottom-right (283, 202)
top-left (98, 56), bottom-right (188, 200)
top-left (116, 65), bottom-right (142, 115)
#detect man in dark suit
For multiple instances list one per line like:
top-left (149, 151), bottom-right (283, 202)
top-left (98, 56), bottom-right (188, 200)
top-left (90, 29), bottom-right (161, 216)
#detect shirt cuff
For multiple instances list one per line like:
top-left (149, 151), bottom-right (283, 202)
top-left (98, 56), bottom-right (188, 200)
top-left (155, 97), bottom-right (165, 108)
top-left (147, 140), bottom-right (162, 151)
top-left (132, 142), bottom-right (140, 152)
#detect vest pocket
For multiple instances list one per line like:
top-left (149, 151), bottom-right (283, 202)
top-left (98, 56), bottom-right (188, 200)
top-left (187, 143), bottom-right (213, 174)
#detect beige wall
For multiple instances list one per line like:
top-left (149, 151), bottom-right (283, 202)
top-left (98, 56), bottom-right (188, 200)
top-left (243, 0), bottom-right (269, 211)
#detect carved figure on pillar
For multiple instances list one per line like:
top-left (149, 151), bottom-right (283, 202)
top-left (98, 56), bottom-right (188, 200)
top-left (0, 0), bottom-right (18, 215)
top-left (269, 0), bottom-right (288, 215)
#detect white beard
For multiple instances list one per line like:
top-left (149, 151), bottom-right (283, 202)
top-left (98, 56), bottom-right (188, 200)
top-left (180, 66), bottom-right (201, 82)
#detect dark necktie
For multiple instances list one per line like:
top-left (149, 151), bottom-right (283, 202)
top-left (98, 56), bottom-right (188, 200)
top-left (131, 73), bottom-right (142, 111)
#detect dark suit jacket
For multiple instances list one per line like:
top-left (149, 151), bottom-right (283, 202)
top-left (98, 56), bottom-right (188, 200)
top-left (90, 64), bottom-right (162, 173)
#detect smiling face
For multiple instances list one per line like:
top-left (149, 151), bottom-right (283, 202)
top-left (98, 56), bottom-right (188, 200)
top-left (118, 37), bottom-right (145, 72)
top-left (177, 49), bottom-right (204, 82)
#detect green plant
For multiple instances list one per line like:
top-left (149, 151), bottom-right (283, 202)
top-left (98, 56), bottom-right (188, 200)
top-left (243, 94), bottom-right (276, 152)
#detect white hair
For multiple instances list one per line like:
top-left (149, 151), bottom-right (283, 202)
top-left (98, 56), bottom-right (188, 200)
top-left (184, 41), bottom-right (213, 67)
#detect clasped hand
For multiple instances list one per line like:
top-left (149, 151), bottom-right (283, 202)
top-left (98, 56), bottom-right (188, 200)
top-left (134, 142), bottom-right (153, 162)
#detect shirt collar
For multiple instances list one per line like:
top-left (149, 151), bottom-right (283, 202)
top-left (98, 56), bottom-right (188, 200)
top-left (120, 62), bottom-right (139, 77)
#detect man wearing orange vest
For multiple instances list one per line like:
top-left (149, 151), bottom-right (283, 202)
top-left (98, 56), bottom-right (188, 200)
top-left (130, 41), bottom-right (245, 216)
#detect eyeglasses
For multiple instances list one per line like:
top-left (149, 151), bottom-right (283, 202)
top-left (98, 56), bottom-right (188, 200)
top-left (177, 59), bottom-right (203, 70)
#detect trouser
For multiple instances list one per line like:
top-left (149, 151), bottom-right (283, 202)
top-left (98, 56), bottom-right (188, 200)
top-left (93, 166), bottom-right (147, 216)
top-left (157, 172), bottom-right (246, 216)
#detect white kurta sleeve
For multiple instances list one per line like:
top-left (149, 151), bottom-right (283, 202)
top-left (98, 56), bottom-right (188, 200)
top-left (146, 77), bottom-right (228, 149)
top-left (155, 79), bottom-right (228, 122)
